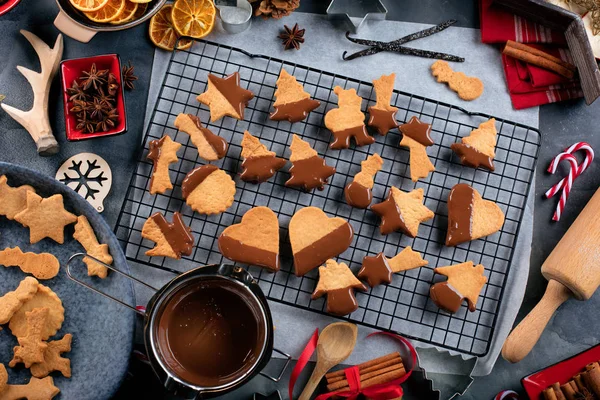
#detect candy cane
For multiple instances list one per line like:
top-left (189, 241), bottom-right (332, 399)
top-left (549, 153), bottom-right (578, 221)
top-left (545, 142), bottom-right (594, 198)
top-left (494, 390), bottom-right (520, 400)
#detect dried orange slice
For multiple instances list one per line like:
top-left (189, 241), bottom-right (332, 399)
top-left (69, 0), bottom-right (109, 12)
top-left (171, 0), bottom-right (216, 39)
top-left (130, 0), bottom-right (152, 3)
top-left (109, 0), bottom-right (138, 24)
top-left (149, 4), bottom-right (193, 51)
top-left (84, 0), bottom-right (127, 22)
top-left (131, 2), bottom-right (147, 19)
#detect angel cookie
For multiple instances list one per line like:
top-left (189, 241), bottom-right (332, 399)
top-left (324, 86), bottom-right (375, 149)
top-left (312, 259), bottom-right (367, 316)
top-left (285, 135), bottom-right (335, 191)
top-left (368, 73), bottom-right (398, 135)
top-left (430, 261), bottom-right (487, 313)
top-left (344, 153), bottom-right (383, 209)
top-left (371, 187), bottom-right (434, 237)
top-left (174, 113), bottom-right (228, 161)
top-left (239, 131), bottom-right (286, 183)
top-left (451, 118), bottom-right (497, 171)
top-left (197, 71), bottom-right (255, 121)
top-left (399, 116), bottom-right (436, 181)
top-left (270, 69), bottom-right (320, 122)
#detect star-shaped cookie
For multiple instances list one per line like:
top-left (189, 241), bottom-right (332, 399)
top-left (371, 187), bottom-right (434, 236)
top-left (197, 72), bottom-right (255, 121)
top-left (14, 192), bottom-right (77, 244)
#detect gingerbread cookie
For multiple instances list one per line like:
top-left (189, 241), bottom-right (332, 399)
top-left (0, 175), bottom-right (35, 220)
top-left (218, 206), bottom-right (280, 272)
top-left (9, 307), bottom-right (50, 368)
top-left (197, 71), bottom-right (255, 121)
top-left (174, 113), bottom-right (228, 161)
top-left (9, 283), bottom-right (64, 340)
top-left (344, 153), bottom-right (383, 209)
top-left (285, 135), bottom-right (335, 191)
top-left (358, 247), bottom-right (428, 288)
top-left (399, 116), bottom-right (435, 181)
top-left (0, 364), bottom-right (6, 393)
top-left (388, 246), bottom-right (428, 273)
top-left (182, 165), bottom-right (236, 215)
top-left (270, 69), bottom-right (320, 122)
top-left (446, 183), bottom-right (504, 247)
top-left (430, 261), bottom-right (487, 313)
top-left (368, 73), bottom-right (398, 135)
top-left (312, 259), bottom-right (367, 316)
top-left (73, 215), bottom-right (112, 279)
top-left (431, 60), bottom-right (483, 101)
top-left (240, 131), bottom-right (286, 183)
top-left (0, 377), bottom-right (60, 400)
top-left (289, 207), bottom-right (354, 276)
top-left (31, 334), bottom-right (72, 378)
top-left (142, 212), bottom-right (194, 259)
top-left (0, 247), bottom-right (59, 280)
top-left (324, 86), bottom-right (375, 149)
top-left (450, 118), bottom-right (497, 171)
top-left (147, 135), bottom-right (181, 195)
top-left (371, 187), bottom-right (434, 236)
top-left (14, 192), bottom-right (77, 244)
top-left (0, 277), bottom-right (39, 325)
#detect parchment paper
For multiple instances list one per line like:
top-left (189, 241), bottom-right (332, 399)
top-left (142, 12), bottom-right (537, 378)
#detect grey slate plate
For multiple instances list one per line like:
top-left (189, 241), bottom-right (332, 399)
top-left (0, 162), bottom-right (135, 400)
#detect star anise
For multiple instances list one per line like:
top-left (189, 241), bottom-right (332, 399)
top-left (574, 388), bottom-right (595, 400)
top-left (89, 97), bottom-right (110, 120)
top-left (95, 87), bottom-right (114, 107)
top-left (279, 23), bottom-right (304, 50)
top-left (107, 73), bottom-right (120, 96)
top-left (66, 80), bottom-right (88, 102)
top-left (80, 63), bottom-right (108, 91)
top-left (75, 112), bottom-right (95, 134)
top-left (69, 99), bottom-right (91, 114)
top-left (122, 62), bottom-right (138, 90)
top-left (95, 108), bottom-right (118, 132)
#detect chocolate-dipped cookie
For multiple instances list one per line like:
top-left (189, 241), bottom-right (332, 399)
top-left (358, 247), bottom-right (428, 288)
top-left (450, 118), bottom-right (497, 171)
top-left (181, 165), bottom-right (236, 215)
top-left (174, 113), bottom-right (228, 161)
top-left (239, 131), bottom-right (286, 183)
top-left (368, 73), bottom-right (398, 135)
top-left (371, 187), bottom-right (434, 236)
top-left (344, 153), bottom-right (383, 209)
top-left (147, 136), bottom-right (181, 195)
top-left (430, 261), bottom-right (487, 313)
top-left (399, 116), bottom-right (435, 182)
top-left (142, 212), bottom-right (194, 259)
top-left (270, 69), bottom-right (320, 122)
top-left (285, 134), bottom-right (335, 191)
top-left (312, 259), bottom-right (367, 316)
top-left (196, 71), bottom-right (255, 121)
top-left (324, 86), bottom-right (375, 149)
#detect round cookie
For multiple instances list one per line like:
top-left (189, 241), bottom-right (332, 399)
top-left (181, 165), bottom-right (236, 215)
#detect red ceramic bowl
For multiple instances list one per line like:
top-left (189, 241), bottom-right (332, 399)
top-left (0, 0), bottom-right (21, 16)
top-left (522, 343), bottom-right (600, 399)
top-left (60, 54), bottom-right (127, 141)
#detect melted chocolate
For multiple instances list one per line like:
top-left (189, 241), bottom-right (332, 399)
top-left (399, 116), bottom-right (434, 147)
top-left (181, 165), bottom-right (219, 199)
top-left (358, 253), bottom-right (393, 287)
top-left (218, 235), bottom-right (280, 272)
top-left (187, 114), bottom-right (228, 159)
top-left (208, 72), bottom-right (254, 119)
top-left (156, 279), bottom-right (265, 387)
top-left (330, 125), bottom-right (375, 149)
top-left (293, 223), bottom-right (354, 276)
top-left (270, 98), bottom-right (321, 123)
top-left (147, 136), bottom-right (167, 190)
top-left (344, 181), bottom-right (372, 209)
top-left (285, 155), bottom-right (336, 191)
top-left (240, 156), bottom-right (286, 183)
top-left (450, 143), bottom-right (495, 171)
top-left (368, 107), bottom-right (398, 135)
top-left (370, 192), bottom-right (410, 236)
top-left (314, 287), bottom-right (361, 316)
top-left (430, 282), bottom-right (473, 313)
top-left (149, 212), bottom-right (194, 258)
top-left (445, 183), bottom-right (475, 247)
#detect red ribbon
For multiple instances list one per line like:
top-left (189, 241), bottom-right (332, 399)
top-left (288, 330), bottom-right (416, 400)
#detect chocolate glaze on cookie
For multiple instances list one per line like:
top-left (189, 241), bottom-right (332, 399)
top-left (330, 126), bottom-right (375, 149)
top-left (285, 155), bottom-right (336, 191)
top-left (445, 183), bottom-right (475, 247)
top-left (370, 192), bottom-right (410, 236)
top-left (430, 282), bottom-right (473, 313)
top-left (368, 107), bottom-right (398, 135)
top-left (450, 143), bottom-right (495, 171)
top-left (186, 114), bottom-right (228, 159)
top-left (181, 165), bottom-right (219, 199)
top-left (399, 116), bottom-right (434, 147)
top-left (314, 287), bottom-right (361, 316)
top-left (344, 181), bottom-right (372, 209)
top-left (358, 253), bottom-right (393, 287)
top-left (149, 212), bottom-right (194, 258)
top-left (293, 223), bottom-right (354, 276)
top-left (147, 136), bottom-right (167, 189)
top-left (241, 156), bottom-right (287, 183)
top-left (270, 98), bottom-right (321, 123)
top-left (208, 72), bottom-right (254, 119)
top-left (218, 235), bottom-right (280, 272)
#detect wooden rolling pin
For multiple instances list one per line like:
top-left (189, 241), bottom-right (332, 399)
top-left (503, 188), bottom-right (600, 363)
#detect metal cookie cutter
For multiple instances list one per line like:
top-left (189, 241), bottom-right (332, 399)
top-left (326, 0), bottom-right (388, 33)
top-left (216, 0), bottom-right (253, 34)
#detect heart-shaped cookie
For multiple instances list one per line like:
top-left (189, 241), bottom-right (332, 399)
top-left (289, 207), bottom-right (354, 276)
top-left (446, 183), bottom-right (505, 246)
top-left (218, 206), bottom-right (280, 272)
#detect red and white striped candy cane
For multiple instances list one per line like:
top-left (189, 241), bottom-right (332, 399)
top-left (545, 142), bottom-right (594, 198)
top-left (494, 390), bottom-right (520, 400)
top-left (548, 153), bottom-right (579, 221)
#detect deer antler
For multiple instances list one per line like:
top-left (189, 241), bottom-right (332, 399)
top-left (1, 30), bottom-right (63, 156)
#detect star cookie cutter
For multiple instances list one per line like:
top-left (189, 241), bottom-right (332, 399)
top-left (326, 0), bottom-right (388, 33)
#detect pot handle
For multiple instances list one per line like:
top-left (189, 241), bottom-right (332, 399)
top-left (66, 252), bottom-right (159, 316)
top-left (259, 348), bottom-right (292, 382)
top-left (54, 11), bottom-right (97, 43)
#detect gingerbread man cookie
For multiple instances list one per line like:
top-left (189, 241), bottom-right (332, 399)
top-left (142, 212), bottom-right (194, 259)
top-left (368, 73), bottom-right (398, 135)
top-left (371, 187), bottom-right (434, 236)
top-left (174, 113), bottom-right (228, 161)
top-left (344, 153), bottom-right (383, 209)
top-left (451, 118), bottom-right (497, 171)
top-left (182, 165), bottom-right (236, 215)
top-left (430, 261), bottom-right (487, 313)
top-left (285, 135), bottom-right (335, 191)
top-left (312, 259), bottom-right (367, 316)
top-left (270, 69), bottom-right (320, 122)
top-left (239, 131), bottom-right (286, 183)
top-left (399, 116), bottom-right (436, 182)
top-left (147, 135), bottom-right (181, 195)
top-left (197, 72), bottom-right (255, 121)
top-left (30, 334), bottom-right (72, 378)
top-left (324, 86), bottom-right (375, 149)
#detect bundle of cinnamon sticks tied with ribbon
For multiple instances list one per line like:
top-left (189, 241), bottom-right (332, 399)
top-left (543, 361), bottom-right (600, 400)
top-left (503, 40), bottom-right (577, 79)
top-left (324, 352), bottom-right (406, 394)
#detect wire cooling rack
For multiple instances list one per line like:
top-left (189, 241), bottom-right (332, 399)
top-left (114, 39), bottom-right (540, 357)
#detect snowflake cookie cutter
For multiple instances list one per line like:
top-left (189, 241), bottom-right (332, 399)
top-left (55, 153), bottom-right (112, 213)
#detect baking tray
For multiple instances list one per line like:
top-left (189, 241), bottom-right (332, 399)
top-left (114, 38), bottom-right (540, 357)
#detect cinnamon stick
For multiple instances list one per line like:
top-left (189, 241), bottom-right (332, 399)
top-left (325, 352), bottom-right (401, 381)
top-left (506, 40), bottom-right (576, 71)
top-left (584, 362), bottom-right (600, 397)
top-left (560, 380), bottom-right (579, 400)
top-left (326, 357), bottom-right (403, 384)
top-left (573, 373), bottom-right (588, 392)
top-left (503, 41), bottom-right (575, 79)
top-left (327, 365), bottom-right (406, 392)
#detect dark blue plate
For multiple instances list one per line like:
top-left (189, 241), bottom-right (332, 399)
top-left (0, 162), bottom-right (135, 400)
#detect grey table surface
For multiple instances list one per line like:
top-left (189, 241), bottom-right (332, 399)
top-left (1, 1), bottom-right (599, 399)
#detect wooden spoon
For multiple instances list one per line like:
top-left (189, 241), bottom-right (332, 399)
top-left (298, 322), bottom-right (358, 400)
